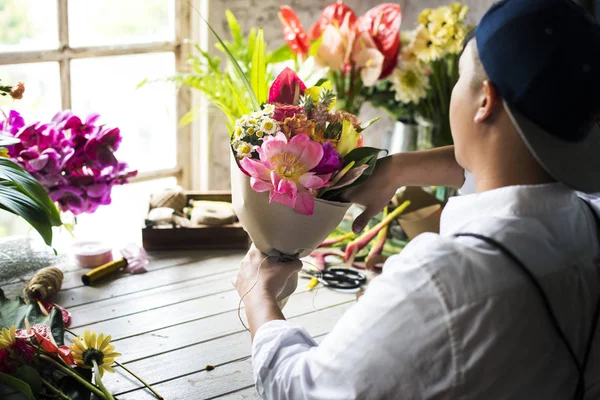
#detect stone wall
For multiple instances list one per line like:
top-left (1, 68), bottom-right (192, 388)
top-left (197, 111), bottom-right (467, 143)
top-left (205, 0), bottom-right (495, 190)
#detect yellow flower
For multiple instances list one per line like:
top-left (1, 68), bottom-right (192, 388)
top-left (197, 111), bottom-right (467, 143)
top-left (0, 148), bottom-right (8, 158)
top-left (446, 25), bottom-right (469, 54)
top-left (451, 3), bottom-right (469, 21)
top-left (418, 8), bottom-right (432, 26)
top-left (412, 27), bottom-right (444, 62)
top-left (428, 6), bottom-right (454, 29)
top-left (70, 330), bottom-right (121, 377)
top-left (246, 127), bottom-right (256, 135)
top-left (336, 119), bottom-right (360, 157)
top-left (261, 119), bottom-right (277, 135)
top-left (0, 326), bottom-right (16, 348)
top-left (391, 62), bottom-right (430, 104)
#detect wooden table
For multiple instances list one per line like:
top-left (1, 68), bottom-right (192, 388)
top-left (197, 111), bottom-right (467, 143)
top-left (2, 250), bottom-right (356, 399)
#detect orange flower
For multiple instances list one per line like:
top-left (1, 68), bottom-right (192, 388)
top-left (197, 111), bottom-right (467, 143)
top-left (279, 114), bottom-right (315, 138)
top-left (9, 82), bottom-right (24, 100)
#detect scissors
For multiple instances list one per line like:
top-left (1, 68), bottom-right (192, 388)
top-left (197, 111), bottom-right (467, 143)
top-left (303, 268), bottom-right (367, 292)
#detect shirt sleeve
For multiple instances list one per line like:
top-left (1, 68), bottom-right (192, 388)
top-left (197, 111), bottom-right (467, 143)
top-left (251, 235), bottom-right (459, 400)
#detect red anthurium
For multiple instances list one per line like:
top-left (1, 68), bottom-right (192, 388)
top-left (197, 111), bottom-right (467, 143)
top-left (356, 3), bottom-right (402, 79)
top-left (279, 6), bottom-right (310, 57)
top-left (40, 300), bottom-right (72, 327)
top-left (32, 324), bottom-right (75, 365)
top-left (268, 67), bottom-right (307, 105)
top-left (309, 0), bottom-right (357, 41)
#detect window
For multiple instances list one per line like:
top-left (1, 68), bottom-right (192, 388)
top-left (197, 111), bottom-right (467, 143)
top-left (0, 0), bottom-right (203, 244)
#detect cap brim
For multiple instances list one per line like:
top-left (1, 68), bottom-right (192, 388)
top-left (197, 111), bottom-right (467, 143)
top-left (504, 100), bottom-right (600, 193)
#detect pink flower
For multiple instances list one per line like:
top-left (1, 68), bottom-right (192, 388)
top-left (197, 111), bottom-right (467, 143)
top-left (316, 12), bottom-right (355, 72)
top-left (268, 68), bottom-right (307, 105)
top-left (240, 133), bottom-right (331, 216)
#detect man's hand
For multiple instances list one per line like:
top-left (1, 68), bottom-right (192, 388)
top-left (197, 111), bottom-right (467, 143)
top-left (342, 147), bottom-right (465, 234)
top-left (343, 156), bottom-right (399, 234)
top-left (235, 245), bottom-right (303, 301)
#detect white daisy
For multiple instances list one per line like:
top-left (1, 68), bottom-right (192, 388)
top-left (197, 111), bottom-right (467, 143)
top-left (260, 118), bottom-right (278, 135)
top-left (233, 141), bottom-right (255, 158)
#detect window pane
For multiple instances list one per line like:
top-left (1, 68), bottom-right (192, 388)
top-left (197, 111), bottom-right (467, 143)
top-left (0, 62), bottom-right (61, 121)
top-left (0, 0), bottom-right (58, 51)
top-left (68, 0), bottom-right (176, 47)
top-left (71, 53), bottom-right (177, 174)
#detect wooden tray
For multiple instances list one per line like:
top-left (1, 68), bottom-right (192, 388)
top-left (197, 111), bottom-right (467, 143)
top-left (142, 191), bottom-right (250, 251)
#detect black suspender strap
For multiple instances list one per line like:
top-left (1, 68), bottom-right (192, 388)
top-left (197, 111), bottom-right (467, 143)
top-left (454, 200), bottom-right (600, 400)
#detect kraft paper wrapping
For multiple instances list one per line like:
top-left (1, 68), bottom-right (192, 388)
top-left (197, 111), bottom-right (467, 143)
top-left (231, 155), bottom-right (351, 307)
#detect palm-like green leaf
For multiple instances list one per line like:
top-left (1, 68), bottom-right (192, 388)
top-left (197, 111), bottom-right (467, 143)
top-left (251, 28), bottom-right (267, 105)
top-left (0, 158), bottom-right (61, 246)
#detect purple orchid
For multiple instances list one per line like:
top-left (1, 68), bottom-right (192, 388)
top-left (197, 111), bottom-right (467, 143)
top-left (312, 141), bottom-right (343, 175)
top-left (3, 110), bottom-right (137, 215)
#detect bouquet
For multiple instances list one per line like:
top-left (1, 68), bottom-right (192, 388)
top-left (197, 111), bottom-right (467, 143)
top-left (3, 110), bottom-right (137, 216)
top-left (201, 15), bottom-right (384, 306)
top-left (383, 3), bottom-right (472, 147)
top-left (279, 1), bottom-right (402, 115)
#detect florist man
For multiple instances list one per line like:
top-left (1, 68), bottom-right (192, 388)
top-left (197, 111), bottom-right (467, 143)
top-left (235, 0), bottom-right (600, 398)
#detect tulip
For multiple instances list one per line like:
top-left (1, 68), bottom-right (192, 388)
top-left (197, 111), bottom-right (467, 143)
top-left (268, 67), bottom-right (307, 105)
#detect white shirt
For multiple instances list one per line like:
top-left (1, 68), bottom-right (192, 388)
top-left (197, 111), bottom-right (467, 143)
top-left (252, 183), bottom-right (600, 399)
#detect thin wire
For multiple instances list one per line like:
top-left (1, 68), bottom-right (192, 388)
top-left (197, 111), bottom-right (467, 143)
top-left (237, 255), bottom-right (270, 332)
top-left (302, 259), bottom-right (323, 312)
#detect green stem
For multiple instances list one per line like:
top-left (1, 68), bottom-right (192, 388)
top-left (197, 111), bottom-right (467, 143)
top-left (115, 360), bottom-right (164, 400)
top-left (39, 354), bottom-right (107, 400)
top-left (93, 360), bottom-right (116, 400)
top-left (42, 378), bottom-right (72, 400)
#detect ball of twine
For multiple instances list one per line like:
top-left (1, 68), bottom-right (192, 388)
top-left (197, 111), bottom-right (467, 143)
top-left (150, 187), bottom-right (187, 212)
top-left (23, 267), bottom-right (64, 302)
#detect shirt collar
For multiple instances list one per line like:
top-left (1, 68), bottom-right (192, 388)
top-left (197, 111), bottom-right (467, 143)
top-left (440, 183), bottom-right (579, 235)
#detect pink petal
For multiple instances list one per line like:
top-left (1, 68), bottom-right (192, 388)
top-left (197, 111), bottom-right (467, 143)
top-left (240, 157), bottom-right (271, 181)
top-left (298, 140), bottom-right (324, 171)
top-left (299, 173), bottom-right (330, 190)
top-left (270, 191), bottom-right (296, 208)
top-left (294, 190), bottom-right (315, 216)
top-left (276, 178), bottom-right (298, 198)
top-left (250, 177), bottom-right (273, 192)
top-left (263, 135), bottom-right (287, 161)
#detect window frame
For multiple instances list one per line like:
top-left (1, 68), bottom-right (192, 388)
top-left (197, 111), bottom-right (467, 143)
top-left (0, 0), bottom-right (198, 188)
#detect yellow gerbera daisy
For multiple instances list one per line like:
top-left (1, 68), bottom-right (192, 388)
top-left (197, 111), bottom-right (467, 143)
top-left (0, 326), bottom-right (16, 348)
top-left (391, 62), bottom-right (430, 104)
top-left (412, 27), bottom-right (445, 63)
top-left (70, 330), bottom-right (121, 377)
top-left (417, 8), bottom-right (432, 26)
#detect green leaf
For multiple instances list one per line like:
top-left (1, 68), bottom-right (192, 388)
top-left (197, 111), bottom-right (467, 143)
top-left (0, 373), bottom-right (34, 400)
top-left (0, 158), bottom-right (61, 226)
top-left (268, 44), bottom-right (294, 64)
top-left (251, 28), bottom-right (267, 105)
top-left (179, 106), bottom-right (204, 127)
top-left (0, 289), bottom-right (65, 346)
top-left (247, 28), bottom-right (257, 64)
top-left (0, 182), bottom-right (54, 246)
top-left (321, 147), bottom-right (387, 201)
top-left (225, 10), bottom-right (243, 45)
top-left (13, 366), bottom-right (42, 394)
top-left (198, 11), bottom-right (260, 111)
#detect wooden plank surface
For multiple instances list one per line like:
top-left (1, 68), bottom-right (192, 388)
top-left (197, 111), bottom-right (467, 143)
top-left (0, 250), bottom-right (355, 399)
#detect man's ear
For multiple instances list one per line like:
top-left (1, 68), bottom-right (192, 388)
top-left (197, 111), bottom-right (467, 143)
top-left (474, 80), bottom-right (500, 123)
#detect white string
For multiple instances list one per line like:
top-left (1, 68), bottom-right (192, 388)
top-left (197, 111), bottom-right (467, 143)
top-left (238, 255), bottom-right (270, 331)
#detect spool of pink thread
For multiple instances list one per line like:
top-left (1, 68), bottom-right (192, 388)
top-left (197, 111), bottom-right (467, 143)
top-left (72, 241), bottom-right (113, 268)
